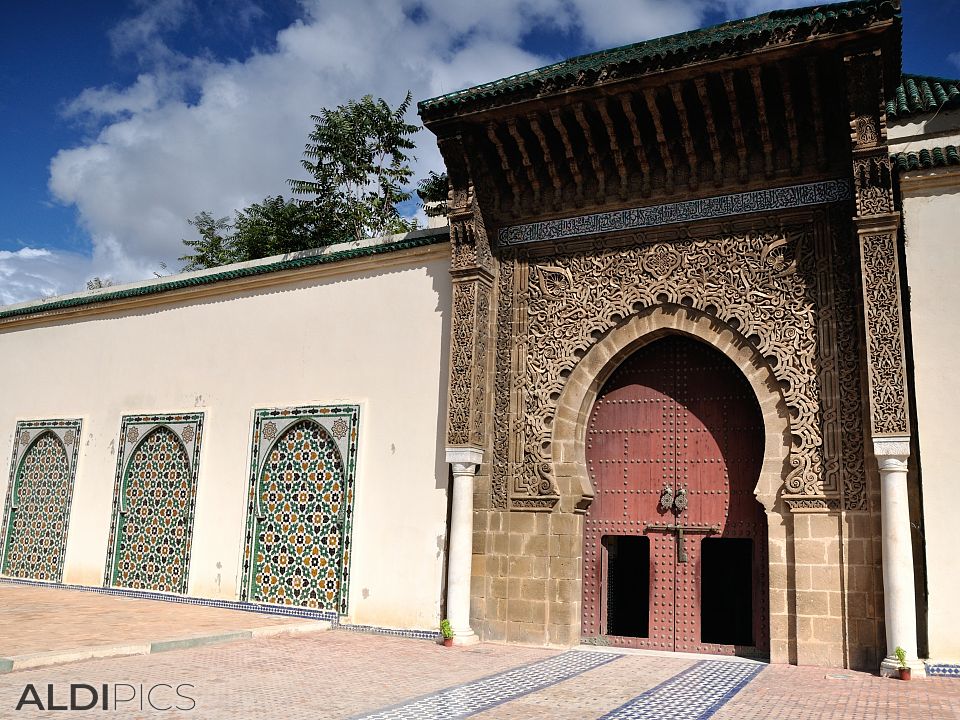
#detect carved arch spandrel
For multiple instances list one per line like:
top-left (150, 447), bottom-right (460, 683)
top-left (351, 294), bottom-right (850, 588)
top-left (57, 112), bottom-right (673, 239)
top-left (551, 306), bottom-right (792, 513)
top-left (491, 215), bottom-right (866, 513)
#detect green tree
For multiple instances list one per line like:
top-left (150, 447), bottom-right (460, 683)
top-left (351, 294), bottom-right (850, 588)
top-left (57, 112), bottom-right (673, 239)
top-left (232, 195), bottom-right (345, 260)
top-left (417, 171), bottom-right (449, 217)
top-left (179, 211), bottom-right (238, 271)
top-left (290, 92), bottom-right (418, 242)
top-left (181, 93), bottom-right (421, 271)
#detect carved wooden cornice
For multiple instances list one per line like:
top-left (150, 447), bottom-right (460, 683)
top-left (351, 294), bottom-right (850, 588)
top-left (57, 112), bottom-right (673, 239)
top-left (428, 52), bottom-right (856, 230)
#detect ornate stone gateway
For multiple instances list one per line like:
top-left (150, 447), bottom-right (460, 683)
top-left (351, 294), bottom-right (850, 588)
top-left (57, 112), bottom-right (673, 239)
top-left (421, 0), bottom-right (918, 671)
top-left (582, 336), bottom-right (767, 654)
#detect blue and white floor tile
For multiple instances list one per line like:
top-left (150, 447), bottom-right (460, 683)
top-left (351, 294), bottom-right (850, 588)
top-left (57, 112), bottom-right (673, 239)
top-left (598, 659), bottom-right (764, 720)
top-left (352, 650), bottom-right (621, 720)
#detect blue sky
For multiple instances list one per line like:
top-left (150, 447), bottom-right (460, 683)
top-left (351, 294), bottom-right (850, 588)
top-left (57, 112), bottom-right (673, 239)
top-left (1, 0), bottom-right (957, 305)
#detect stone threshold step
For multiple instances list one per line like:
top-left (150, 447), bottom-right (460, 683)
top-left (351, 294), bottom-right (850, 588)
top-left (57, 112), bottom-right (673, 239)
top-left (0, 620), bottom-right (329, 674)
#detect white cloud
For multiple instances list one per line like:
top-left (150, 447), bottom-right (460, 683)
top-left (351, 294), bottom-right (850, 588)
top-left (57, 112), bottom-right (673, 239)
top-left (7, 0), bottom-right (797, 306)
top-left (569, 0), bottom-right (705, 47)
top-left (0, 247), bottom-right (98, 306)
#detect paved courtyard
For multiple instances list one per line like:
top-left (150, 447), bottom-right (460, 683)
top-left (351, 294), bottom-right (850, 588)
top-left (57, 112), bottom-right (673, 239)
top-left (0, 585), bottom-right (958, 718)
top-left (0, 583), bottom-right (324, 669)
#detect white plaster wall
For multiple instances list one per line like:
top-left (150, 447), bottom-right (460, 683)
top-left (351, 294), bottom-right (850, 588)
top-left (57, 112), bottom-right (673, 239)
top-left (0, 244), bottom-right (452, 631)
top-left (901, 170), bottom-right (960, 662)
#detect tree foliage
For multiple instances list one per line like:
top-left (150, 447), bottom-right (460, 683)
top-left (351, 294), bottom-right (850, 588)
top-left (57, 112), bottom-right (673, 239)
top-left (179, 197), bottom-right (339, 271)
top-left (417, 171), bottom-right (449, 217)
top-left (181, 92), bottom-right (422, 271)
top-left (179, 211), bottom-right (238, 272)
top-left (290, 92), bottom-right (418, 242)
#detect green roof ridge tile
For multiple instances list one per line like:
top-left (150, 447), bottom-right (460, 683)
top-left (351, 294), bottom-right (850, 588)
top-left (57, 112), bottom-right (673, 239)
top-left (888, 74), bottom-right (960, 119)
top-left (419, 0), bottom-right (899, 117)
top-left (890, 144), bottom-right (960, 171)
top-left (0, 229), bottom-right (449, 322)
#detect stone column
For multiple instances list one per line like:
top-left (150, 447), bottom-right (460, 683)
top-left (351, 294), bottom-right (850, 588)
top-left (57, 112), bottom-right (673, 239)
top-left (844, 49), bottom-right (923, 675)
top-left (446, 447), bottom-right (482, 644)
top-left (435, 134), bottom-right (496, 644)
top-left (875, 437), bottom-right (924, 676)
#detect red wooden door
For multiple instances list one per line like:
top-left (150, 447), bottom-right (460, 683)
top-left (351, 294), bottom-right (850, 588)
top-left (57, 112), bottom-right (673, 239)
top-left (581, 335), bottom-right (767, 655)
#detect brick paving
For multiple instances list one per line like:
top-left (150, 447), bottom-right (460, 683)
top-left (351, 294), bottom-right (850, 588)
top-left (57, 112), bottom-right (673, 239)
top-left (713, 664), bottom-right (960, 720)
top-left (0, 629), bottom-right (956, 719)
top-left (0, 584), bottom-right (311, 657)
top-left (0, 585), bottom-right (957, 719)
top-left (0, 631), bottom-right (554, 718)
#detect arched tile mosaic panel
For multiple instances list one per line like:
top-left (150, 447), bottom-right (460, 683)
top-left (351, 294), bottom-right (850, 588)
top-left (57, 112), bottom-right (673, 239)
top-left (1, 419), bottom-right (82, 582)
top-left (242, 406), bottom-right (359, 614)
top-left (103, 413), bottom-right (204, 594)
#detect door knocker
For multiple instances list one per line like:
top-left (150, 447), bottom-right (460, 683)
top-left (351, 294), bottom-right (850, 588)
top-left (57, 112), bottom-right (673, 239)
top-left (658, 483), bottom-right (674, 512)
top-left (672, 486), bottom-right (688, 513)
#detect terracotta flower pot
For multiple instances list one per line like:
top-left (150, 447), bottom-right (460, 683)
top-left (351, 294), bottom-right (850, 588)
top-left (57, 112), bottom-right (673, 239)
top-left (898, 667), bottom-right (911, 681)
top-left (443, 637), bottom-right (453, 647)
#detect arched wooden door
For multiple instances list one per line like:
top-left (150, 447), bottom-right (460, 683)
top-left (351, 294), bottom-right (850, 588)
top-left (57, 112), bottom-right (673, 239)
top-left (581, 335), bottom-right (768, 655)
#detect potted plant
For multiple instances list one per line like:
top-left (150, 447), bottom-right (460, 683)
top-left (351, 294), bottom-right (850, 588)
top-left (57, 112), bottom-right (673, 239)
top-left (895, 646), bottom-right (911, 680)
top-left (440, 619), bottom-right (454, 647)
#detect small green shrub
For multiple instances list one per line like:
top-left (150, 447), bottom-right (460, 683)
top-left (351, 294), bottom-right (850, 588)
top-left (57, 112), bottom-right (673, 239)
top-left (895, 646), bottom-right (907, 668)
top-left (440, 619), bottom-right (453, 639)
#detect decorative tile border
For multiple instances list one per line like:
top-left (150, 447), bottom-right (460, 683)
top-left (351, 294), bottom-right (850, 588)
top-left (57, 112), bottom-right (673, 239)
top-left (927, 663), bottom-right (960, 678)
top-left (0, 577), bottom-right (439, 640)
top-left (103, 413), bottom-right (205, 593)
top-left (335, 623), bottom-right (439, 641)
top-left (352, 650), bottom-right (621, 719)
top-left (498, 179), bottom-right (852, 247)
top-left (242, 405), bottom-right (360, 615)
top-left (598, 659), bottom-right (764, 720)
top-left (1, 419), bottom-right (83, 582)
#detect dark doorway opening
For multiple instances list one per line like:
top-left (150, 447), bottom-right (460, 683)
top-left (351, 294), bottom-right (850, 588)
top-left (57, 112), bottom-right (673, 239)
top-left (603, 535), bottom-right (649, 638)
top-left (700, 538), bottom-right (754, 646)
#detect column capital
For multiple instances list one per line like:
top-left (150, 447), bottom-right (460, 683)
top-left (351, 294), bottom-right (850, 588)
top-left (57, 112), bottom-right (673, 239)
top-left (873, 435), bottom-right (911, 465)
top-left (446, 446), bottom-right (484, 470)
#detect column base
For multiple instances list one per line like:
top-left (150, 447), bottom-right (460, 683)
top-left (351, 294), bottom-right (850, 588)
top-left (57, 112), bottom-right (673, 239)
top-left (880, 656), bottom-right (927, 679)
top-left (451, 630), bottom-right (480, 646)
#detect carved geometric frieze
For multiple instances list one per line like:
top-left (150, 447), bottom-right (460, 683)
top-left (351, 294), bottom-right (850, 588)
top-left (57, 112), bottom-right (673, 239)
top-left (498, 179), bottom-right (852, 248)
top-left (492, 213), bottom-right (867, 512)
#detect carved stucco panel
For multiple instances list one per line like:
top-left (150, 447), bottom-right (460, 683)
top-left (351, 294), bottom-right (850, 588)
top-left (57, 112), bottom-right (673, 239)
top-left (447, 276), bottom-right (494, 449)
top-left (447, 281), bottom-right (477, 446)
top-left (471, 283), bottom-right (491, 447)
top-left (492, 218), bottom-right (867, 510)
top-left (861, 232), bottom-right (909, 436)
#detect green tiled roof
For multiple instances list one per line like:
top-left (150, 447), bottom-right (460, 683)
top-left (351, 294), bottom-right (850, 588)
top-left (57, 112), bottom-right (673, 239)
top-left (0, 229), bottom-right (448, 322)
top-left (887, 75), bottom-right (960, 119)
top-left (892, 145), bottom-right (960, 171)
top-left (419, 0), bottom-right (900, 117)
